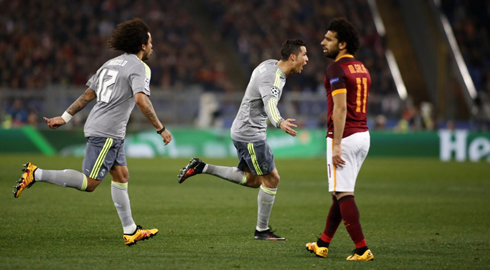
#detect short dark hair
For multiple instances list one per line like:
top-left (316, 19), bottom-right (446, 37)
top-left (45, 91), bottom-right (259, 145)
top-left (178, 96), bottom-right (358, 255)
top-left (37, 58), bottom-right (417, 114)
top-left (280, 39), bottom-right (306, 61)
top-left (107, 18), bottom-right (150, 54)
top-left (327, 18), bottom-right (360, 55)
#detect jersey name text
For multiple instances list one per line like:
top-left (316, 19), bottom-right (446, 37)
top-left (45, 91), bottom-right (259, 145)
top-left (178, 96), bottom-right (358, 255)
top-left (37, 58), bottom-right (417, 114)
top-left (347, 64), bottom-right (367, 74)
top-left (108, 59), bottom-right (128, 66)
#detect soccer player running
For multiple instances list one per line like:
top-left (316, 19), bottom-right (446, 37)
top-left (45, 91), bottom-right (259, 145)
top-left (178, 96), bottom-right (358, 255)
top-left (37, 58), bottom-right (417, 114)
top-left (178, 39), bottom-right (308, 241)
top-left (305, 18), bottom-right (374, 261)
top-left (13, 18), bottom-right (172, 246)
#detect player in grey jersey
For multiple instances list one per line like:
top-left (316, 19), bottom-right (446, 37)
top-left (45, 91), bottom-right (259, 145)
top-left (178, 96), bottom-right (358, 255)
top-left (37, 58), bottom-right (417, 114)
top-left (13, 18), bottom-right (171, 246)
top-left (178, 39), bottom-right (308, 240)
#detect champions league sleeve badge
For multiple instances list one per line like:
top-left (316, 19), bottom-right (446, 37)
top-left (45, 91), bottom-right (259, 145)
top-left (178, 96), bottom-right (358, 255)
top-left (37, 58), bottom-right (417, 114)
top-left (270, 86), bottom-right (279, 98)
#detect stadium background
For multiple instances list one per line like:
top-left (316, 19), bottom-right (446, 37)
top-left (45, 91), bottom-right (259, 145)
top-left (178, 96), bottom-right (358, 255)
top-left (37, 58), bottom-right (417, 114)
top-left (1, 0), bottom-right (489, 161)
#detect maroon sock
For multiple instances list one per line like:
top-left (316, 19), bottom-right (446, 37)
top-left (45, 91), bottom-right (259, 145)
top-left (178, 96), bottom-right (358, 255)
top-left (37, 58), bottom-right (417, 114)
top-left (319, 195), bottom-right (342, 245)
top-left (339, 195), bottom-right (367, 248)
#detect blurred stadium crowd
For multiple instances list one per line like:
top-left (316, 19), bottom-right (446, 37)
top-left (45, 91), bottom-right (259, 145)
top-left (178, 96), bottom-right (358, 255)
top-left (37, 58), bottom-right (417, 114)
top-left (441, 0), bottom-right (490, 97)
top-left (0, 0), bottom-right (225, 91)
top-left (1, 0), bottom-right (488, 130)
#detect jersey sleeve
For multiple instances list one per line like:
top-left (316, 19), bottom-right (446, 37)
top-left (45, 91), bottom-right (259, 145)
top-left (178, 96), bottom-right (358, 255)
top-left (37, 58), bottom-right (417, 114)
top-left (258, 72), bottom-right (284, 128)
top-left (86, 68), bottom-right (101, 90)
top-left (130, 62), bottom-right (151, 96)
top-left (326, 63), bottom-right (347, 97)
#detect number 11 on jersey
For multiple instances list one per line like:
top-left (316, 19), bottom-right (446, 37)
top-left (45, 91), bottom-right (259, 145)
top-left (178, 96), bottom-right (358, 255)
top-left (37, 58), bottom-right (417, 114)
top-left (355, 77), bottom-right (368, 113)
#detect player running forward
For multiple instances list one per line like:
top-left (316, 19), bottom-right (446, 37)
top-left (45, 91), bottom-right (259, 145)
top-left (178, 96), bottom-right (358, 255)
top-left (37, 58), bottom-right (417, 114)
top-left (178, 39), bottom-right (308, 241)
top-left (305, 18), bottom-right (374, 261)
top-left (13, 18), bottom-right (172, 246)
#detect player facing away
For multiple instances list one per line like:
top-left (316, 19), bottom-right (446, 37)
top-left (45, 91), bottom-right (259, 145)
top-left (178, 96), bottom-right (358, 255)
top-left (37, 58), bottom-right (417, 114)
top-left (178, 39), bottom-right (308, 241)
top-left (305, 18), bottom-right (374, 261)
top-left (13, 18), bottom-right (172, 246)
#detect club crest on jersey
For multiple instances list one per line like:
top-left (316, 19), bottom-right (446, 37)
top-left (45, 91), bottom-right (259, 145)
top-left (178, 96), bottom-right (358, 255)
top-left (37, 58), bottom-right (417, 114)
top-left (271, 86), bottom-right (279, 97)
top-left (330, 77), bottom-right (340, 84)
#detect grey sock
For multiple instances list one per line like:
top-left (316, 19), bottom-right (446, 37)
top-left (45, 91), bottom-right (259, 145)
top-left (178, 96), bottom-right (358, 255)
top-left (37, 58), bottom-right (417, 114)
top-left (35, 169), bottom-right (87, 191)
top-left (111, 181), bottom-right (136, 234)
top-left (256, 185), bottom-right (277, 231)
top-left (204, 165), bottom-right (247, 185)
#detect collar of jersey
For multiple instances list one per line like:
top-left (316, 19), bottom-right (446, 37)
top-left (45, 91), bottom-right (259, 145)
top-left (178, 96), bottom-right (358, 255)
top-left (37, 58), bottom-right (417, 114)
top-left (335, 54), bottom-right (354, 62)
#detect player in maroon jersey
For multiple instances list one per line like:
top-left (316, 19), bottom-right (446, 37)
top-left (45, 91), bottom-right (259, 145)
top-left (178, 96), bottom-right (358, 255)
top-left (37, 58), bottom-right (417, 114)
top-left (305, 17), bottom-right (374, 261)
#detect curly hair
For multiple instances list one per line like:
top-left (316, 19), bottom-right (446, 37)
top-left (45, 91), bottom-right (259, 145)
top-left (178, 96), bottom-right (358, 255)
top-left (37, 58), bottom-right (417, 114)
top-left (107, 18), bottom-right (150, 54)
top-left (327, 18), bottom-right (360, 55)
top-left (280, 39), bottom-right (306, 60)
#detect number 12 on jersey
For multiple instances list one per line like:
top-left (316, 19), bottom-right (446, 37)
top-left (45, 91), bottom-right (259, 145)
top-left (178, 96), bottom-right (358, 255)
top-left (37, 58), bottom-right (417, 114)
top-left (96, 68), bottom-right (119, 103)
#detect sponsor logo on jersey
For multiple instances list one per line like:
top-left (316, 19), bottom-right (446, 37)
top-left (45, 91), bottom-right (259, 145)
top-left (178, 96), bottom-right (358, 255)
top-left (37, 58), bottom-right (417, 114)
top-left (145, 77), bottom-right (150, 90)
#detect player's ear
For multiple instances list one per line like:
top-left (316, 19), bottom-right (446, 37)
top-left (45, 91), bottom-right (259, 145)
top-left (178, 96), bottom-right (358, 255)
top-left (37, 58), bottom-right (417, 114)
top-left (339, 41), bottom-right (347, 51)
top-left (289, 53), bottom-right (296, 61)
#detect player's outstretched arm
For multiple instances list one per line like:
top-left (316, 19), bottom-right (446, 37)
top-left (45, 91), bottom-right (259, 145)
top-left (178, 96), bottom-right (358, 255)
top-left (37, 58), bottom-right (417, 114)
top-left (279, 118), bottom-right (298, 137)
top-left (44, 88), bottom-right (96, 129)
top-left (134, 92), bottom-right (172, 145)
top-left (262, 94), bottom-right (297, 136)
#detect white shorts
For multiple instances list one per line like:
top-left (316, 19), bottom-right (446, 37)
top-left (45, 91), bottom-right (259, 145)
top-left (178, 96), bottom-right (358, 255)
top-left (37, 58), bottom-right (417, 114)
top-left (326, 131), bottom-right (370, 192)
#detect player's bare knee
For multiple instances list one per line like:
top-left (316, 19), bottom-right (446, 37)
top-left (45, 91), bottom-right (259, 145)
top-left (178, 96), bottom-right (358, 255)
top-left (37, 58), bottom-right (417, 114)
top-left (245, 175), bottom-right (261, 188)
top-left (110, 168), bottom-right (129, 183)
top-left (269, 176), bottom-right (280, 187)
top-left (271, 170), bottom-right (281, 184)
top-left (117, 175), bottom-right (129, 183)
top-left (121, 172), bottom-right (129, 183)
top-left (261, 172), bottom-right (280, 188)
top-left (274, 173), bottom-right (280, 184)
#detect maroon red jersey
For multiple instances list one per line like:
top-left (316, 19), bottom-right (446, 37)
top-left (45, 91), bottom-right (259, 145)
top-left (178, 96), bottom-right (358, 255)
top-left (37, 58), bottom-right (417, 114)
top-left (325, 54), bottom-right (371, 138)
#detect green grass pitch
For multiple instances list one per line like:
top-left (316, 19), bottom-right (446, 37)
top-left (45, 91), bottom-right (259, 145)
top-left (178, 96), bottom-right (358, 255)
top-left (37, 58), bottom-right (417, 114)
top-left (0, 154), bottom-right (489, 269)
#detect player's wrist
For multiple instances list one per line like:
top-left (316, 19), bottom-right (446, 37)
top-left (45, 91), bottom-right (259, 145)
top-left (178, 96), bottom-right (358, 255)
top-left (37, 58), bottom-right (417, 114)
top-left (61, 111), bottom-right (73, 123)
top-left (156, 126), bottom-right (166, 134)
top-left (277, 119), bottom-right (284, 128)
